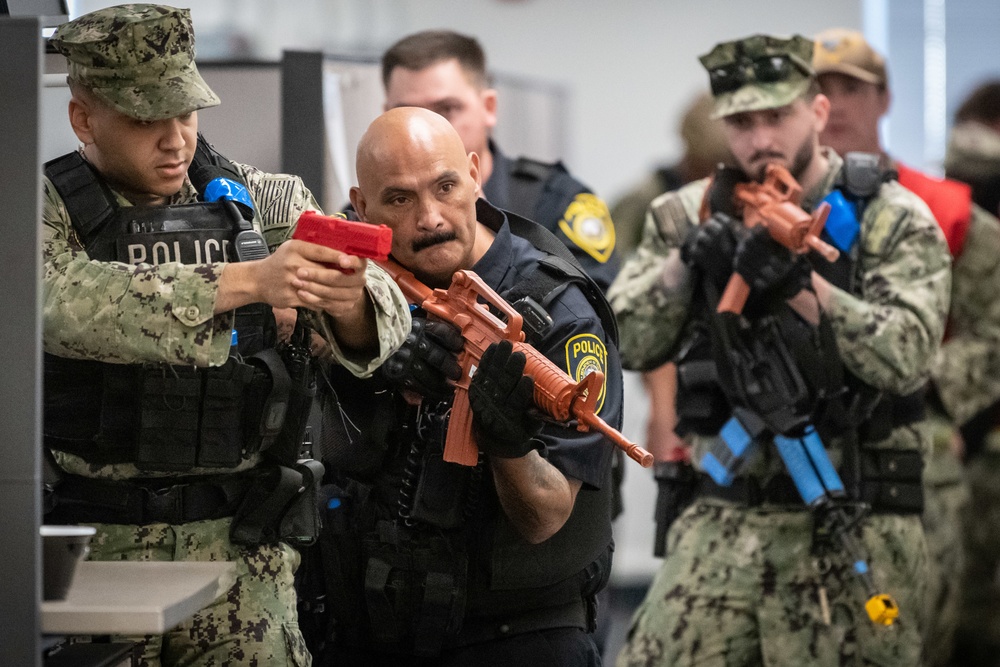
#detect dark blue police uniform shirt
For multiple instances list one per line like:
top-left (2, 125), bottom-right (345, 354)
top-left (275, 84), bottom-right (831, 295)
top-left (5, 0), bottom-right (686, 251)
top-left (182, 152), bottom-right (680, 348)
top-left (482, 140), bottom-right (621, 293)
top-left (470, 200), bottom-right (621, 489)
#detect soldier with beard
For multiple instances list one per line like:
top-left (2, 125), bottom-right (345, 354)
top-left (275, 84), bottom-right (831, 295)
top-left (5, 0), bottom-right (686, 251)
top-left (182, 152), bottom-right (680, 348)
top-left (612, 34), bottom-right (950, 666)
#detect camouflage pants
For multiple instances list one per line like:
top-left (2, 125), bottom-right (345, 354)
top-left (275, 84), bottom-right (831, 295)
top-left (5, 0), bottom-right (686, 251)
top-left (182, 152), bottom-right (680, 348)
top-left (616, 502), bottom-right (928, 667)
top-left (953, 453), bottom-right (1000, 665)
top-left (921, 419), bottom-right (970, 667)
top-left (84, 517), bottom-right (311, 667)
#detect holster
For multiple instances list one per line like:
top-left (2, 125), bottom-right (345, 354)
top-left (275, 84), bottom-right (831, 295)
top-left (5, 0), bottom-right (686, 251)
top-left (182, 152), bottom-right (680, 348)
top-left (229, 459), bottom-right (325, 546)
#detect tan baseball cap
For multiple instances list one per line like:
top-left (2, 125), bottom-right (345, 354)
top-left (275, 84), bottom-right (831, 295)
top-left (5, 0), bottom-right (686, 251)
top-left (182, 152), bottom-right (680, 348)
top-left (813, 28), bottom-right (888, 87)
top-left (50, 4), bottom-right (220, 121)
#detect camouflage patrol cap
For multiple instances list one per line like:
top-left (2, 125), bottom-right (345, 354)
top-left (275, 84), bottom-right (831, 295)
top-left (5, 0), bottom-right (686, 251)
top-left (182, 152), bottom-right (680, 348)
top-left (699, 34), bottom-right (815, 119)
top-left (50, 4), bottom-right (220, 121)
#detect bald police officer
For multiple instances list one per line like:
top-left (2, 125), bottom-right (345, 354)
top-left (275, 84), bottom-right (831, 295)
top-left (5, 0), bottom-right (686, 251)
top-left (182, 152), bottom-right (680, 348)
top-left (611, 34), bottom-right (949, 666)
top-left (43, 5), bottom-right (408, 666)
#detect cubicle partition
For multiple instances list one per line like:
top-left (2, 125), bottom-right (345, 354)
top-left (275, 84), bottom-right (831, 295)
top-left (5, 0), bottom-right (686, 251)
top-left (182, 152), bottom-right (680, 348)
top-left (0, 16), bottom-right (44, 667)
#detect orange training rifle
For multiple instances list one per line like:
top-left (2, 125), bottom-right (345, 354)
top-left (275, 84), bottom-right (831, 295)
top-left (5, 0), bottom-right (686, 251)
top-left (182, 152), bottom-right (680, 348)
top-left (716, 164), bottom-right (839, 314)
top-left (376, 258), bottom-right (654, 469)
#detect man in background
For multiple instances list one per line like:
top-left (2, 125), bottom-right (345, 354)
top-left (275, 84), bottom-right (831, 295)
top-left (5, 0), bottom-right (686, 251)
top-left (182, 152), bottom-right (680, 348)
top-left (946, 81), bottom-right (1000, 218)
top-left (813, 29), bottom-right (1000, 665)
top-left (610, 92), bottom-right (730, 258)
top-left (942, 78), bottom-right (1000, 666)
top-left (380, 29), bottom-right (620, 293)
top-left (608, 92), bottom-right (731, 565)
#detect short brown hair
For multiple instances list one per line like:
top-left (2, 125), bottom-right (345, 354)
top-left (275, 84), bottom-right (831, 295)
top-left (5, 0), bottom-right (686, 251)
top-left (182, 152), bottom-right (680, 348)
top-left (381, 30), bottom-right (489, 89)
top-left (955, 80), bottom-right (1000, 125)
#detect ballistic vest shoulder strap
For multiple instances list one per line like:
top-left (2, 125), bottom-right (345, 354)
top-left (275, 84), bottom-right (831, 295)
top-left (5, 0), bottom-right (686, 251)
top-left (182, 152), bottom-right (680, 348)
top-left (45, 152), bottom-right (119, 259)
top-left (500, 209), bottom-right (619, 346)
top-left (505, 156), bottom-right (563, 221)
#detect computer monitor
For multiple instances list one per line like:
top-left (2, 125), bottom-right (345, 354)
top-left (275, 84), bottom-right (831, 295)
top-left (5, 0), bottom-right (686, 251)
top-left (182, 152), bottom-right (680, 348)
top-left (0, 0), bottom-right (68, 27)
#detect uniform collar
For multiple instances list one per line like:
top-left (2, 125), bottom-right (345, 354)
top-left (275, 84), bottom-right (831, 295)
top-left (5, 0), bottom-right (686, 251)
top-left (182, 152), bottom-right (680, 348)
top-left (801, 147), bottom-right (843, 211)
top-left (482, 138), bottom-right (511, 207)
top-left (470, 197), bottom-right (515, 288)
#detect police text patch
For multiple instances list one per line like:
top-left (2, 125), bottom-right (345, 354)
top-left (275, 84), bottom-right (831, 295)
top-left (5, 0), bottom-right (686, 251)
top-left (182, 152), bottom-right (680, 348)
top-left (565, 333), bottom-right (608, 412)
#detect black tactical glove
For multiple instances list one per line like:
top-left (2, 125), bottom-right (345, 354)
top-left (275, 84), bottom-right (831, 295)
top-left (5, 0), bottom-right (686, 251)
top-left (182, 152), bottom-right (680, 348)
top-left (383, 316), bottom-right (463, 399)
top-left (732, 227), bottom-right (812, 301)
top-left (653, 460), bottom-right (698, 557)
top-left (680, 212), bottom-right (739, 290)
top-left (468, 340), bottom-right (544, 458)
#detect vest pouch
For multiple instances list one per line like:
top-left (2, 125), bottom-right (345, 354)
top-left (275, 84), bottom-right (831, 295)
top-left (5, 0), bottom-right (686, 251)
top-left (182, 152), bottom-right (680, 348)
top-left (280, 459), bottom-right (325, 546)
top-left (98, 364), bottom-right (142, 454)
top-left (363, 521), bottom-right (467, 656)
top-left (234, 302), bottom-right (277, 356)
top-left (313, 482), bottom-right (368, 652)
top-left (857, 449), bottom-right (924, 513)
top-left (198, 357), bottom-right (257, 468)
top-left (408, 445), bottom-right (473, 530)
top-left (674, 326), bottom-right (731, 437)
top-left (135, 365), bottom-right (202, 472)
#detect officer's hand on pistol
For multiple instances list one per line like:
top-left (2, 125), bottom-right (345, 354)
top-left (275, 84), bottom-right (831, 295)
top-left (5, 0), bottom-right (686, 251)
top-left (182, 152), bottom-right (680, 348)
top-left (733, 227), bottom-right (812, 300)
top-left (469, 340), bottom-right (544, 459)
top-left (681, 212), bottom-right (739, 289)
top-left (383, 315), bottom-right (463, 399)
top-left (246, 239), bottom-right (367, 316)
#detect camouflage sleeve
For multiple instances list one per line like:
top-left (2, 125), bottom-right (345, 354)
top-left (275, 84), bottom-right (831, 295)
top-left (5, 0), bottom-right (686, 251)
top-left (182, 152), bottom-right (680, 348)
top-left (302, 262), bottom-right (410, 378)
top-left (607, 181), bottom-right (707, 370)
top-left (822, 181), bottom-right (951, 394)
top-left (932, 205), bottom-right (1000, 423)
top-left (237, 163), bottom-right (410, 376)
top-left (41, 178), bottom-right (231, 366)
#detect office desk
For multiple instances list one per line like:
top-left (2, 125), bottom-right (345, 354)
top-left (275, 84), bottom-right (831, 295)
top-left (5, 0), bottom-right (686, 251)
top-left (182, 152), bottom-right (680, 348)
top-left (41, 561), bottom-right (235, 636)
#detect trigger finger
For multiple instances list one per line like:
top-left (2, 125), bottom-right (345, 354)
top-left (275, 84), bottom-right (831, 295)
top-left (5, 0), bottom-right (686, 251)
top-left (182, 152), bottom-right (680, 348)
top-left (426, 320), bottom-right (464, 351)
top-left (424, 344), bottom-right (461, 381)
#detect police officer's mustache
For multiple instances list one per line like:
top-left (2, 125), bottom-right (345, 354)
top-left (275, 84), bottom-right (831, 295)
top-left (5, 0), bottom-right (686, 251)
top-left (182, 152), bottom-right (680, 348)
top-left (412, 231), bottom-right (458, 252)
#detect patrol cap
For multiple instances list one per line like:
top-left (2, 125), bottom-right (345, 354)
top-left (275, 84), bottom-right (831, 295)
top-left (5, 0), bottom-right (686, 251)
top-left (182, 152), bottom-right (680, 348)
top-left (50, 4), bottom-right (220, 121)
top-left (699, 34), bottom-right (815, 119)
top-left (813, 28), bottom-right (888, 87)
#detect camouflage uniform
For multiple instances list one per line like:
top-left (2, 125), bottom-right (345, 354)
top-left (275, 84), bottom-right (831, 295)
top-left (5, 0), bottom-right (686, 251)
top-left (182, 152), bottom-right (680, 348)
top-left (812, 30), bottom-right (1000, 664)
top-left (610, 34), bottom-right (950, 667)
top-left (937, 200), bottom-right (1000, 663)
top-left (925, 203), bottom-right (1000, 665)
top-left (945, 120), bottom-right (1000, 218)
top-left (45, 6), bottom-right (409, 667)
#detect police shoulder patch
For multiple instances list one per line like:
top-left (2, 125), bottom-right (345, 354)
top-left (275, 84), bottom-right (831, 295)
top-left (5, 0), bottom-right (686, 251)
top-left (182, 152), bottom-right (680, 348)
top-left (565, 333), bottom-right (608, 413)
top-left (557, 193), bottom-right (616, 263)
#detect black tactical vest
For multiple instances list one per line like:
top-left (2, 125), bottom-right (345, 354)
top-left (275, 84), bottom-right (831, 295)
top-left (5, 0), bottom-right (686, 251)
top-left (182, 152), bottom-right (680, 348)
top-left (43, 145), bottom-right (283, 472)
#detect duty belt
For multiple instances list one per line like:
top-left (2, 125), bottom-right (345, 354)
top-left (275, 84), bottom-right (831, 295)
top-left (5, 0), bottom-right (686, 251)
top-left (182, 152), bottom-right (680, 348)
top-left (454, 598), bottom-right (589, 648)
top-left (47, 473), bottom-right (251, 525)
top-left (698, 467), bottom-right (923, 514)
